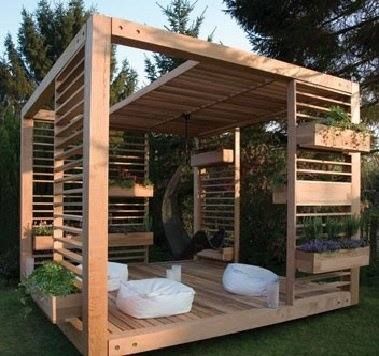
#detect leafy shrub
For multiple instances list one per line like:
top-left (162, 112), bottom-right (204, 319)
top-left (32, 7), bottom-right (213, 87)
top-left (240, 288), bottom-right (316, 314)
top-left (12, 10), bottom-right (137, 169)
top-left (20, 262), bottom-right (78, 296)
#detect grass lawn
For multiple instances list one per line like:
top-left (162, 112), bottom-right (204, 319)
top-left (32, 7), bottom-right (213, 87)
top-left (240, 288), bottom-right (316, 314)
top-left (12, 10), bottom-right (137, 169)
top-left (1, 270), bottom-right (378, 356)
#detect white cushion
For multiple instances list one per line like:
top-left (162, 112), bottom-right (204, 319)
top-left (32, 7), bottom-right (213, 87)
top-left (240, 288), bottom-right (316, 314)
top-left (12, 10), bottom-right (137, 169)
top-left (116, 278), bottom-right (195, 319)
top-left (77, 262), bottom-right (128, 292)
top-left (223, 263), bottom-right (279, 301)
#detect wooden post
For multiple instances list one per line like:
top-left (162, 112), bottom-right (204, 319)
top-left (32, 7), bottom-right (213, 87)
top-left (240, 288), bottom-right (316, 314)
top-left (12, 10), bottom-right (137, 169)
top-left (234, 128), bottom-right (241, 262)
top-left (82, 14), bottom-right (111, 356)
top-left (350, 82), bottom-right (361, 305)
top-left (144, 133), bottom-right (150, 262)
top-left (286, 80), bottom-right (297, 305)
top-left (193, 138), bottom-right (201, 234)
top-left (20, 117), bottom-right (34, 278)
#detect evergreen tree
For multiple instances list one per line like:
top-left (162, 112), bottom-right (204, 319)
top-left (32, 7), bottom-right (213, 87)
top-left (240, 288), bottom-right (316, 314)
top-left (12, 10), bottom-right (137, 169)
top-left (110, 59), bottom-right (138, 105)
top-left (145, 0), bottom-right (211, 81)
top-left (223, 0), bottom-right (379, 116)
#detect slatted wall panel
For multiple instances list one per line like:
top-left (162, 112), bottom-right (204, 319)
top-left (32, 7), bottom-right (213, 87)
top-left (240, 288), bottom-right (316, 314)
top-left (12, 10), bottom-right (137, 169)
top-left (108, 131), bottom-right (152, 262)
top-left (32, 120), bottom-right (54, 265)
top-left (53, 47), bottom-right (85, 284)
top-left (197, 133), bottom-right (237, 247)
top-left (294, 82), bottom-right (353, 292)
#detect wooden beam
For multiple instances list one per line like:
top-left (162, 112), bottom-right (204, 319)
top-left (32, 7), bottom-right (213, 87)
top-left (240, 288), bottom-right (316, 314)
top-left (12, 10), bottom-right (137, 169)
top-left (350, 82), bottom-right (361, 305)
top-left (21, 25), bottom-right (86, 119)
top-left (82, 14), bottom-right (111, 356)
top-left (111, 17), bottom-right (353, 93)
top-left (20, 117), bottom-right (34, 278)
top-left (234, 128), bottom-right (241, 262)
top-left (286, 80), bottom-right (297, 305)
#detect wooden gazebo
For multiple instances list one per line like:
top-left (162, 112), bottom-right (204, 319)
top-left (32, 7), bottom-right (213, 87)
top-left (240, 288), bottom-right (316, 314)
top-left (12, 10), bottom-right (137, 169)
top-left (20, 14), bottom-right (368, 356)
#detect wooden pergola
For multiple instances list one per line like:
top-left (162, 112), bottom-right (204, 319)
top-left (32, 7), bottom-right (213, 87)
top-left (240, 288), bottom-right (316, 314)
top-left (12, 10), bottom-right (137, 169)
top-left (20, 14), bottom-right (364, 356)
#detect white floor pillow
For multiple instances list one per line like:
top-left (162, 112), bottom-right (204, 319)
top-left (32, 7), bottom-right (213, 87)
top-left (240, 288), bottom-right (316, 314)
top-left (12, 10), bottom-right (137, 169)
top-left (108, 262), bottom-right (128, 292)
top-left (116, 278), bottom-right (195, 319)
top-left (77, 262), bottom-right (128, 292)
top-left (223, 263), bottom-right (279, 308)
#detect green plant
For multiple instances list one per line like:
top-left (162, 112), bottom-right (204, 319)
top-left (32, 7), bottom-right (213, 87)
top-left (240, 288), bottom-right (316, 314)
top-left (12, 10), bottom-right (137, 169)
top-left (20, 262), bottom-right (78, 297)
top-left (143, 178), bottom-right (153, 186)
top-left (303, 216), bottom-right (323, 241)
top-left (320, 106), bottom-right (368, 133)
top-left (109, 178), bottom-right (135, 189)
top-left (344, 214), bottom-right (361, 239)
top-left (32, 221), bottom-right (53, 236)
top-left (325, 217), bottom-right (343, 240)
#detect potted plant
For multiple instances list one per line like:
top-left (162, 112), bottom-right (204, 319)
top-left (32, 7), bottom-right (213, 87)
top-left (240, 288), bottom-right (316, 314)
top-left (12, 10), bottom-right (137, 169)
top-left (20, 261), bottom-right (81, 324)
top-left (297, 106), bottom-right (370, 152)
top-left (32, 221), bottom-right (54, 250)
top-left (296, 215), bottom-right (369, 274)
top-left (109, 168), bottom-right (154, 197)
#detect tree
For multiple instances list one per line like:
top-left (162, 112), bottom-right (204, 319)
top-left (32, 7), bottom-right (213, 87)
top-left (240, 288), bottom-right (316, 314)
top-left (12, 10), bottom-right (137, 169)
top-left (110, 59), bottom-right (138, 105)
top-left (145, 0), bottom-right (211, 81)
top-left (144, 0), bottom-right (212, 257)
top-left (223, 0), bottom-right (379, 116)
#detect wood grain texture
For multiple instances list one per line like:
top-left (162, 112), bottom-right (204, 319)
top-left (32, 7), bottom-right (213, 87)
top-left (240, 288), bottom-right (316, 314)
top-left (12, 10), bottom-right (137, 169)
top-left (82, 14), bottom-right (111, 356)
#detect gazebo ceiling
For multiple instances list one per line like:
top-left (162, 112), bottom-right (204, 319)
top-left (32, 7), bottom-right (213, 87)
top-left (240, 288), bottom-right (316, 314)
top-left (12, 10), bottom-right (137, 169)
top-left (110, 60), bottom-right (287, 136)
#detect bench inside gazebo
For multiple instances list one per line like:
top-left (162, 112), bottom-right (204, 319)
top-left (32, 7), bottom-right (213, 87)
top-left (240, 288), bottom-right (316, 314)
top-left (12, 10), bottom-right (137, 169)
top-left (20, 14), bottom-right (368, 356)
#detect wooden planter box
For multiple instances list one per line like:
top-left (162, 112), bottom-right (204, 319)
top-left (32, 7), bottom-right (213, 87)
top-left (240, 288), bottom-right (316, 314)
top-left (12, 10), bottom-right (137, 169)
top-left (33, 235), bottom-right (54, 250)
top-left (273, 181), bottom-right (352, 206)
top-left (296, 246), bottom-right (369, 274)
top-left (191, 149), bottom-right (234, 167)
top-left (109, 232), bottom-right (154, 247)
top-left (197, 247), bottom-right (234, 261)
top-left (31, 291), bottom-right (82, 324)
top-left (109, 184), bottom-right (154, 198)
top-left (297, 122), bottom-right (370, 152)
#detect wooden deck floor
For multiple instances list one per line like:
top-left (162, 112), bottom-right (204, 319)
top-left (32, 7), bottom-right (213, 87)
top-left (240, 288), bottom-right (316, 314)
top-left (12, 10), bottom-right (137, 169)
top-left (104, 260), bottom-right (352, 355)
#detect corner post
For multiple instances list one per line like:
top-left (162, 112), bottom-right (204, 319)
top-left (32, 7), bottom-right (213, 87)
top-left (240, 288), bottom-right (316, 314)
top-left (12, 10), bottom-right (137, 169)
top-left (286, 80), bottom-right (297, 305)
top-left (82, 14), bottom-right (111, 356)
top-left (350, 82), bottom-right (361, 305)
top-left (20, 116), bottom-right (34, 278)
top-left (234, 127), bottom-right (241, 262)
top-left (193, 138), bottom-right (201, 234)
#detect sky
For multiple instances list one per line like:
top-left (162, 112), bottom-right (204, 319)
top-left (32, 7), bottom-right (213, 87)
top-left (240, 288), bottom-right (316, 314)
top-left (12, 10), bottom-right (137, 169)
top-left (0, 0), bottom-right (252, 85)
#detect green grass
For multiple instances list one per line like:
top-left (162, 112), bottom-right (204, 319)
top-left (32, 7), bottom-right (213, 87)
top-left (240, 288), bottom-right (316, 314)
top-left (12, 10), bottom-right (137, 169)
top-left (0, 271), bottom-right (378, 356)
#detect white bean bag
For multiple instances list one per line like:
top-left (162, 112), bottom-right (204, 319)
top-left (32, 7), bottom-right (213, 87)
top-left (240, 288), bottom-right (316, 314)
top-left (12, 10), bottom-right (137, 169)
top-left (116, 278), bottom-right (195, 319)
top-left (223, 263), bottom-right (279, 308)
top-left (77, 262), bottom-right (128, 292)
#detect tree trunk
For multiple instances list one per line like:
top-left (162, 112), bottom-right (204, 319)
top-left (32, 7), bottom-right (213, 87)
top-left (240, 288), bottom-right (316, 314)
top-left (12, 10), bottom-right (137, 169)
top-left (162, 165), bottom-right (192, 258)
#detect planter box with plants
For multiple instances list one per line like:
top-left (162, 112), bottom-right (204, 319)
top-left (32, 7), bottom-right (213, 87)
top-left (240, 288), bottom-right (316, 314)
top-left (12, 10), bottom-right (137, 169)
top-left (297, 106), bottom-right (370, 152)
top-left (109, 178), bottom-right (154, 198)
top-left (32, 222), bottom-right (54, 250)
top-left (191, 149), bottom-right (234, 167)
top-left (20, 262), bottom-right (81, 324)
top-left (296, 215), bottom-right (369, 274)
